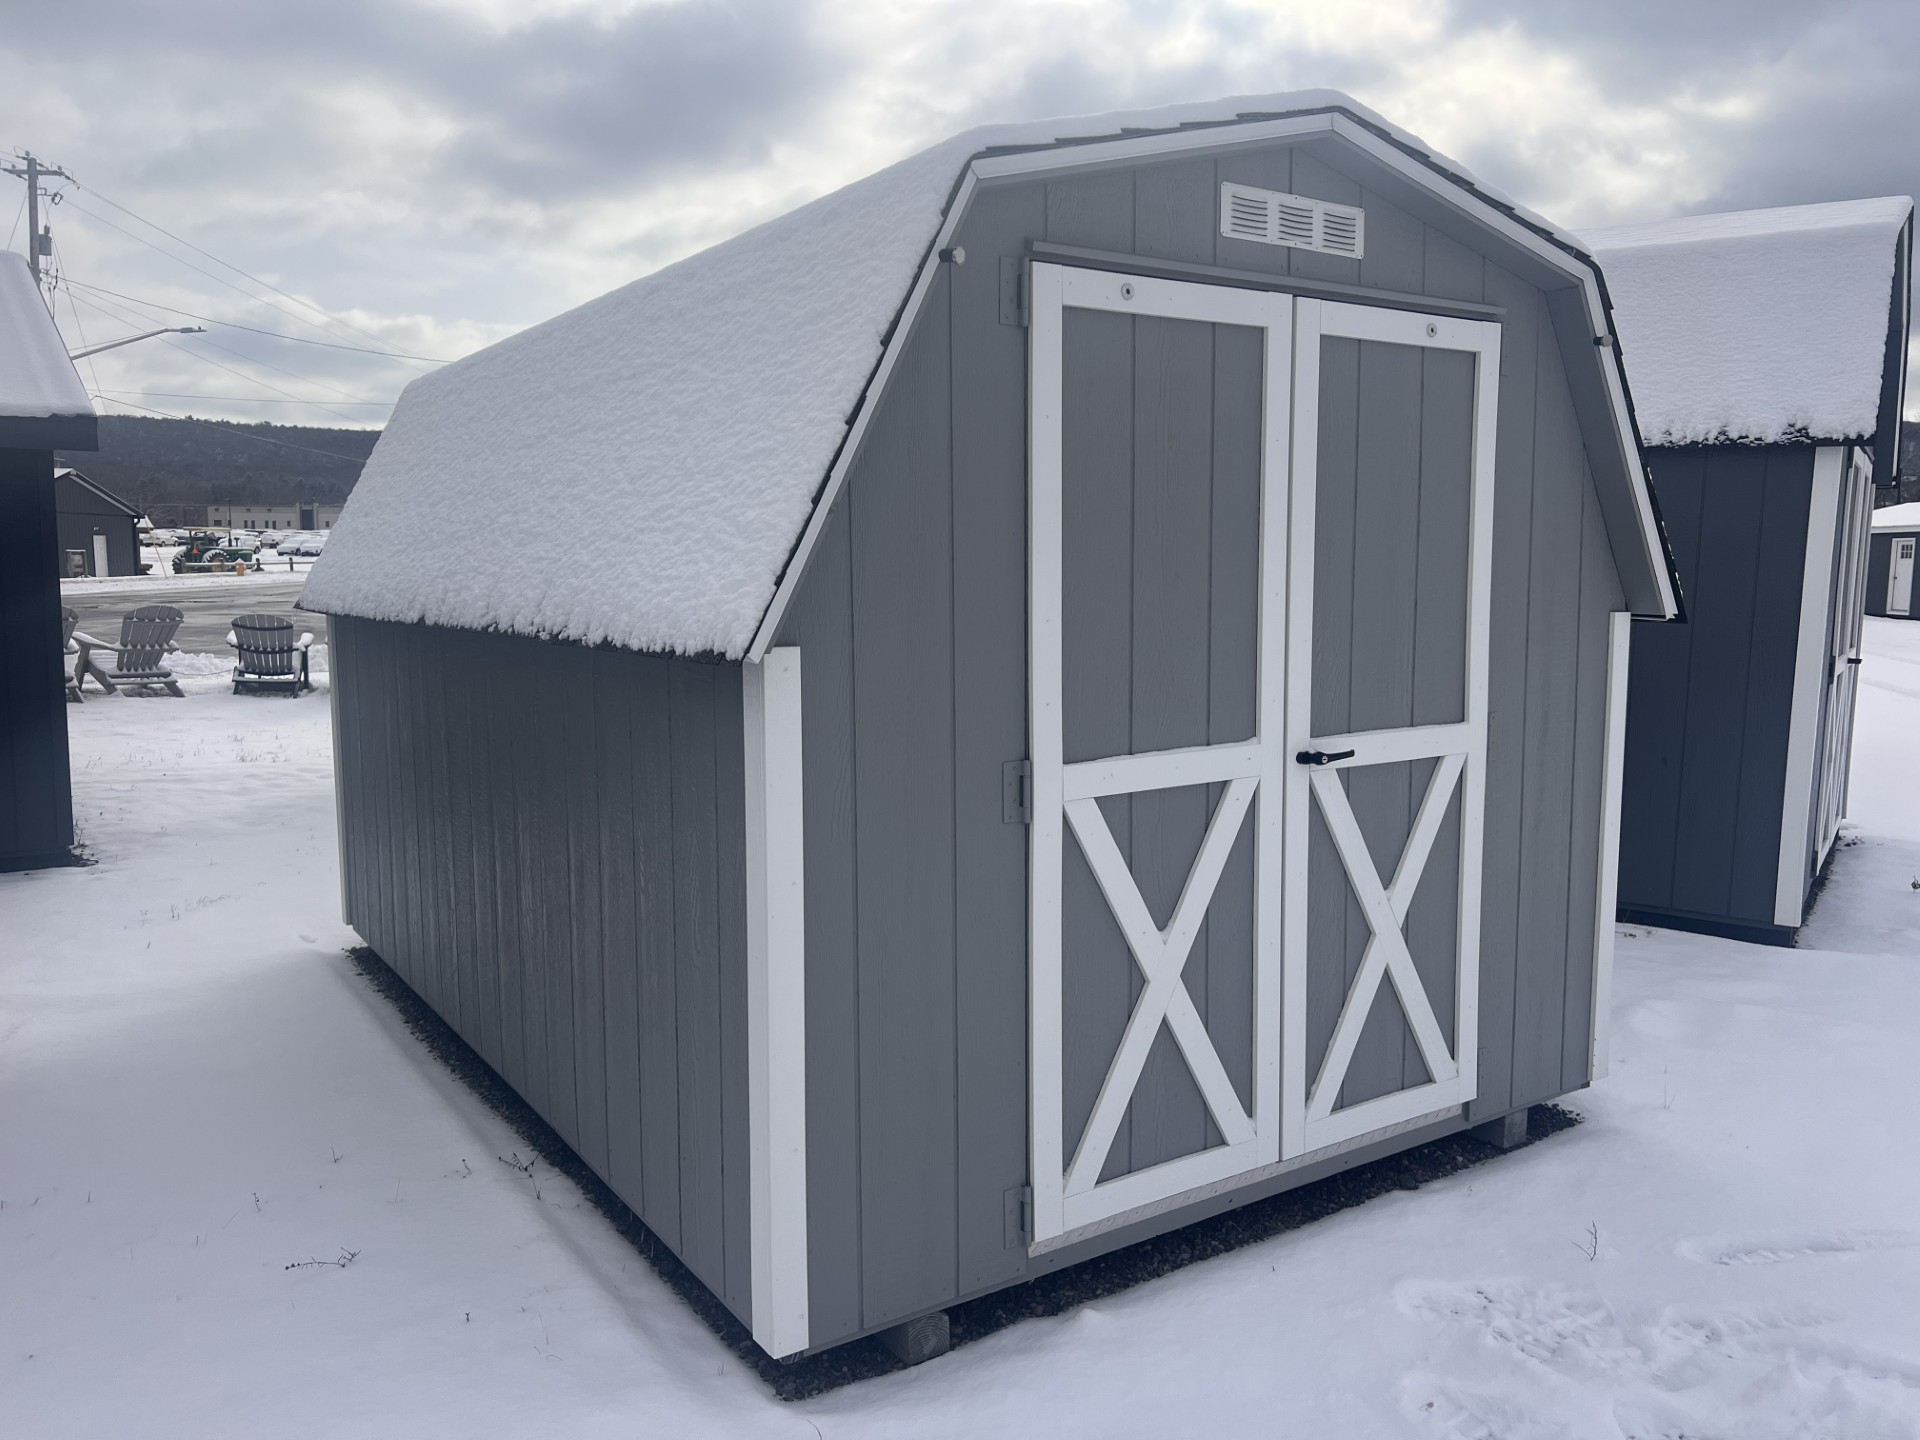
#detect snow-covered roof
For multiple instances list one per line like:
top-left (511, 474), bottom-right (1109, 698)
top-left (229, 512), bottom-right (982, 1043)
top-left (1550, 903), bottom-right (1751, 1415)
top-left (1586, 199), bottom-right (1912, 449)
top-left (306, 91), bottom-right (1662, 656)
top-left (0, 251), bottom-right (91, 419)
top-left (1871, 501), bottom-right (1920, 532)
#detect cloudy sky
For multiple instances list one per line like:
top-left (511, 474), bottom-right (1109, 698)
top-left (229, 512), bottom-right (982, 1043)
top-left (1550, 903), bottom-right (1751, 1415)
top-left (2, 0), bottom-right (1913, 430)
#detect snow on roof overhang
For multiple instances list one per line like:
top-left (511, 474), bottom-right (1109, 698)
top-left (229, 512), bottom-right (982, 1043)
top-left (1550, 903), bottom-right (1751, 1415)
top-left (1870, 499), bottom-right (1920, 532)
top-left (302, 93), bottom-right (1679, 657)
top-left (0, 252), bottom-right (97, 451)
top-left (1586, 198), bottom-right (1914, 450)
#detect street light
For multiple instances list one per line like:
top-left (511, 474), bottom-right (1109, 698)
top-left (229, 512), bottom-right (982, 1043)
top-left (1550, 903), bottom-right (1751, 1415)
top-left (67, 325), bottom-right (206, 360)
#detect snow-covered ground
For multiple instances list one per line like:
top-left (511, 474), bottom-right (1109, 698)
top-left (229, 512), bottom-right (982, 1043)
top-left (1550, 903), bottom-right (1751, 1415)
top-left (6, 626), bottom-right (1920, 1437)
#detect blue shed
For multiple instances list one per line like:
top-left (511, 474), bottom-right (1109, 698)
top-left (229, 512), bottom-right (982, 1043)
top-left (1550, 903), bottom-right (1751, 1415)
top-left (1590, 199), bottom-right (1912, 943)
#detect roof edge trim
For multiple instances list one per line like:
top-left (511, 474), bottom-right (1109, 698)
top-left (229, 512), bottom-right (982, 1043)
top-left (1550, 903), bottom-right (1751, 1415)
top-left (746, 104), bottom-right (1677, 659)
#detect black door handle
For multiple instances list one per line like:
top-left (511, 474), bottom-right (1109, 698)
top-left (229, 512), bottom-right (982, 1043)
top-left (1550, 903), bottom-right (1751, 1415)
top-left (1295, 748), bottom-right (1356, 766)
top-left (1847, 657), bottom-right (1864, 665)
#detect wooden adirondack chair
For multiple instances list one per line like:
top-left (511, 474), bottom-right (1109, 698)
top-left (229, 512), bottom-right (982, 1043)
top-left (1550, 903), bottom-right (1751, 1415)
top-left (61, 607), bottom-right (84, 703)
top-left (89, 605), bottom-right (186, 696)
top-left (227, 614), bottom-right (314, 695)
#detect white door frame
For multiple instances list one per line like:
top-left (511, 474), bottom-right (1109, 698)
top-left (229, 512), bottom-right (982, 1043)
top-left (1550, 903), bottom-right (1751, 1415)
top-left (1776, 445), bottom-right (1847, 928)
top-left (1817, 448), bottom-right (1873, 866)
top-left (1028, 263), bottom-right (1292, 1244)
top-left (1281, 299), bottom-right (1500, 1158)
top-left (1890, 536), bottom-right (1916, 616)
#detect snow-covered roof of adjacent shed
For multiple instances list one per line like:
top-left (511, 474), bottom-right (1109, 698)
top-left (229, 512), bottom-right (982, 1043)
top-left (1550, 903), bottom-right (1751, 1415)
top-left (1586, 198), bottom-right (1912, 449)
top-left (0, 252), bottom-right (91, 419)
top-left (304, 90), bottom-right (1653, 657)
top-left (1871, 500), bottom-right (1920, 532)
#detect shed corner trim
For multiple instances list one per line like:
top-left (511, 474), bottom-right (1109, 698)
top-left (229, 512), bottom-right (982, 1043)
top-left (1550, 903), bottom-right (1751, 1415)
top-left (1775, 446), bottom-right (1847, 929)
top-left (743, 647), bottom-right (810, 1357)
top-left (1590, 611), bottom-right (1632, 1080)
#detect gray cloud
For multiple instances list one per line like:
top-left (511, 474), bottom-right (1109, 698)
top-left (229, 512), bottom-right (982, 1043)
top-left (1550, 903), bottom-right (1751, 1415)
top-left (9, 0), bottom-right (1920, 428)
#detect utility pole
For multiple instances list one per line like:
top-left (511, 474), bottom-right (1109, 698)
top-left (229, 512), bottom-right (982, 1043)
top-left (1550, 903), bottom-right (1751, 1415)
top-left (3, 151), bottom-right (73, 298)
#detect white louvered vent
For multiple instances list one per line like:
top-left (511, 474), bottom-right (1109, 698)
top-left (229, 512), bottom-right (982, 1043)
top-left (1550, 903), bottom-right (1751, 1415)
top-left (1219, 182), bottom-right (1366, 259)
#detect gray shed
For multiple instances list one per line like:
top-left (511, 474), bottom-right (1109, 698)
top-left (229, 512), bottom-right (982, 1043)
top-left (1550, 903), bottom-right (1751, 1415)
top-left (54, 467), bottom-right (141, 577)
top-left (303, 92), bottom-right (1678, 1360)
top-left (1588, 199), bottom-right (1913, 944)
top-left (1866, 501), bottom-right (1920, 618)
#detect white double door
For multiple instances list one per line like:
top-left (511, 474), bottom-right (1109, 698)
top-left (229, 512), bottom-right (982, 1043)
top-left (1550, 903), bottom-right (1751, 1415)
top-left (1028, 264), bottom-right (1499, 1243)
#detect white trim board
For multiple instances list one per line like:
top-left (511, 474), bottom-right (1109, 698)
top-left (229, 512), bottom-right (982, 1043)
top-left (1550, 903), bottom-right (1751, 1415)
top-left (1775, 446), bottom-right (1847, 930)
top-left (1591, 612), bottom-right (1631, 1081)
top-left (327, 615), bottom-right (350, 928)
top-left (742, 648), bottom-right (809, 1358)
top-left (1028, 1103), bottom-right (1462, 1256)
top-left (744, 107), bottom-right (1676, 660)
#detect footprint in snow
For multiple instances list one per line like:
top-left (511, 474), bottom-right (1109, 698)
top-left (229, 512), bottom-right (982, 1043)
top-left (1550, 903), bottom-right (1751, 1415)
top-left (1396, 1278), bottom-right (1919, 1439)
top-left (1676, 1230), bottom-right (1920, 1266)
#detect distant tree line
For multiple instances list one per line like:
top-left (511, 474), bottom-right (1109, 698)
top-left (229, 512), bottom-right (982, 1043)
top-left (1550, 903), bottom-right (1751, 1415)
top-left (1885, 421), bottom-right (1920, 508)
top-left (54, 415), bottom-right (378, 527)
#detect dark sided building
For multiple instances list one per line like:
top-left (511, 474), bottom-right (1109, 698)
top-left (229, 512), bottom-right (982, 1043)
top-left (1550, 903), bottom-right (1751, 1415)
top-left (1866, 501), bottom-right (1920, 618)
top-left (1589, 198), bottom-right (1913, 943)
top-left (54, 467), bottom-right (141, 577)
top-left (303, 94), bottom-right (1680, 1361)
top-left (0, 252), bottom-right (98, 870)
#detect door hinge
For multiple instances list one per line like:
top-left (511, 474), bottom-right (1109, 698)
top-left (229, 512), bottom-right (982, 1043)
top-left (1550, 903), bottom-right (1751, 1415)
top-left (1005, 1183), bottom-right (1033, 1247)
top-left (1003, 759), bottom-right (1033, 824)
top-left (999, 256), bottom-right (1026, 328)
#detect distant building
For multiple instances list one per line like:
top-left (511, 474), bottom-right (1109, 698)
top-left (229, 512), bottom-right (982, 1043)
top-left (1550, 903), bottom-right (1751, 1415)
top-left (207, 501), bottom-right (342, 531)
top-left (54, 468), bottom-right (142, 577)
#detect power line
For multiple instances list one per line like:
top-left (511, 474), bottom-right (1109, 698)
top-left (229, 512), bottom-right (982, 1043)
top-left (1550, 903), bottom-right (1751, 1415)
top-left (60, 277), bottom-right (450, 361)
top-left (71, 180), bottom-right (434, 367)
top-left (66, 278), bottom-right (388, 407)
top-left (54, 233), bottom-right (105, 396)
top-left (60, 196), bottom-right (427, 367)
top-left (87, 395), bottom-right (377, 461)
top-left (65, 285), bottom-right (378, 423)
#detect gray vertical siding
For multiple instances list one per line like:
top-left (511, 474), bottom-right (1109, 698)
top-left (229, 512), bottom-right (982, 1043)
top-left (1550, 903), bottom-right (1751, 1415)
top-left (1306, 335), bottom-right (1475, 1111)
top-left (775, 139), bottom-right (1626, 1343)
top-left (1056, 305), bottom-right (1263, 1179)
top-left (1618, 446), bottom-right (1813, 931)
top-left (330, 616), bottom-right (752, 1325)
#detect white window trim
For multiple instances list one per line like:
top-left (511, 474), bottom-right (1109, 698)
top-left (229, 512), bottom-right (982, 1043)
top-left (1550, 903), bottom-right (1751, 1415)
top-left (1590, 612), bottom-right (1631, 1080)
top-left (742, 648), bottom-right (809, 1358)
top-left (1775, 446), bottom-right (1846, 929)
